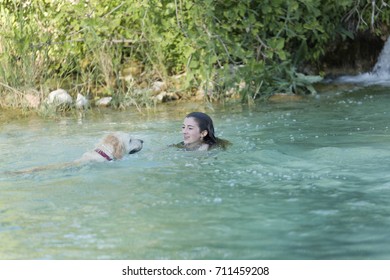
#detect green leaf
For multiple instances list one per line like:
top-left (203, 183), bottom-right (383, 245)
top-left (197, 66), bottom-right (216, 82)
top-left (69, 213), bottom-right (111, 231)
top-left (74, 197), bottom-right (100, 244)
top-left (295, 73), bottom-right (323, 84)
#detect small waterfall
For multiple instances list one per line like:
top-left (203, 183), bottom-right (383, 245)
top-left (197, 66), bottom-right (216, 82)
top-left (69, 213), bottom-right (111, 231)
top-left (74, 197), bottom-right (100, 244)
top-left (335, 36), bottom-right (390, 85)
top-left (372, 37), bottom-right (390, 76)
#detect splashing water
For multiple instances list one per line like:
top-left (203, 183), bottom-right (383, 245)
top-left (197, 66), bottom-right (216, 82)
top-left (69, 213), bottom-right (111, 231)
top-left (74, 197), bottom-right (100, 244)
top-left (335, 36), bottom-right (390, 85)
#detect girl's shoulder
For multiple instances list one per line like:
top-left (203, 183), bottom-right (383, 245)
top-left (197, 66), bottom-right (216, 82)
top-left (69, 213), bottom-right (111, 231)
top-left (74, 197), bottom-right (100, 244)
top-left (170, 142), bottom-right (185, 149)
top-left (211, 138), bottom-right (231, 151)
top-left (171, 140), bottom-right (231, 151)
top-left (170, 142), bottom-right (210, 151)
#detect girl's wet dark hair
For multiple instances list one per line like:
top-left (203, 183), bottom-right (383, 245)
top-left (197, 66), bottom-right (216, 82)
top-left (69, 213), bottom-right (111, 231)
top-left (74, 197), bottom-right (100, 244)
top-left (186, 112), bottom-right (217, 145)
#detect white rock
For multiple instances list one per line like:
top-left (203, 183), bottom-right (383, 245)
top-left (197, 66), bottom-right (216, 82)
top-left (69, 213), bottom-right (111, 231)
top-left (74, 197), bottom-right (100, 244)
top-left (47, 89), bottom-right (72, 105)
top-left (75, 93), bottom-right (89, 109)
top-left (95, 97), bottom-right (112, 107)
top-left (151, 81), bottom-right (167, 93)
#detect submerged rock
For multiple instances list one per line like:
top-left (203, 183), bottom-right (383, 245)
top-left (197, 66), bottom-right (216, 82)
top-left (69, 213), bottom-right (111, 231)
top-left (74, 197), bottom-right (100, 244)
top-left (268, 93), bottom-right (304, 102)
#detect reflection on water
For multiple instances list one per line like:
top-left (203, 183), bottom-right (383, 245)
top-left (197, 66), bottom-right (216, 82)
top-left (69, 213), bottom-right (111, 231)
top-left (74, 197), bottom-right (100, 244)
top-left (1, 87), bottom-right (390, 259)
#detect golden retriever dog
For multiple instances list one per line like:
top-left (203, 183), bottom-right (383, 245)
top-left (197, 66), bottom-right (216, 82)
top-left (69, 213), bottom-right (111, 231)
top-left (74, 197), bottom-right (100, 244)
top-left (75, 132), bottom-right (143, 163)
top-left (9, 132), bottom-right (143, 174)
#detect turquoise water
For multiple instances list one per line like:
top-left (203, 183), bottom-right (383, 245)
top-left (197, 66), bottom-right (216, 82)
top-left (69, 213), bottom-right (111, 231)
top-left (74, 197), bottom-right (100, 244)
top-left (1, 86), bottom-right (390, 259)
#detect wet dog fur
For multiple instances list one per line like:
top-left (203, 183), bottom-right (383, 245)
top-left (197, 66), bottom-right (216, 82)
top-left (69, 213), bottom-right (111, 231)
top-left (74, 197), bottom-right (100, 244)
top-left (8, 132), bottom-right (143, 174)
top-left (76, 132), bottom-right (143, 163)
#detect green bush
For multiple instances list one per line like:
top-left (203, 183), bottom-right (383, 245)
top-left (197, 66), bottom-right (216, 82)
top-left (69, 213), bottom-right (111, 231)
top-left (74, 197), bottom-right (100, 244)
top-left (0, 0), bottom-right (389, 109)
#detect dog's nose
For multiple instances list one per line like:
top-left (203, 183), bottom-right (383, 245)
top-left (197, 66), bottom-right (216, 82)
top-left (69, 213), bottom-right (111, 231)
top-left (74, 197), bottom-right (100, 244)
top-left (140, 140), bottom-right (144, 144)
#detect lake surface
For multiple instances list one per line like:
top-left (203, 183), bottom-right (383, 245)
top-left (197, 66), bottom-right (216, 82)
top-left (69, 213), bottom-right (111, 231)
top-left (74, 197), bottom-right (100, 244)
top-left (1, 86), bottom-right (390, 259)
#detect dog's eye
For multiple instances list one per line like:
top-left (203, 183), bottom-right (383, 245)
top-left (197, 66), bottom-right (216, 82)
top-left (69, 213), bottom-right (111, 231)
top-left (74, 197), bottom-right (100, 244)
top-left (129, 139), bottom-right (132, 143)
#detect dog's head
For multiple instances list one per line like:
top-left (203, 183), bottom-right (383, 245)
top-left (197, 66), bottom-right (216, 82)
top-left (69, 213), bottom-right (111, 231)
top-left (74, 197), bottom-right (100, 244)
top-left (102, 132), bottom-right (143, 160)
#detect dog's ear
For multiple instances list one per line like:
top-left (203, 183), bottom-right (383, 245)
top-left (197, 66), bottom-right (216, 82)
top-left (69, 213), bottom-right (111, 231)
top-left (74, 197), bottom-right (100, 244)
top-left (104, 134), bottom-right (125, 159)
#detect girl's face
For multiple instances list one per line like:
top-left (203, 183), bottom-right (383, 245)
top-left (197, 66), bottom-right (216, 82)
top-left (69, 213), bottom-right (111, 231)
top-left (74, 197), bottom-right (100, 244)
top-left (182, 117), bottom-right (207, 147)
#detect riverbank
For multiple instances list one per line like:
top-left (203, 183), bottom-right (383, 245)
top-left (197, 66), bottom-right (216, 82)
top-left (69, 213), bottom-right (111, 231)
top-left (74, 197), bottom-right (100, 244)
top-left (1, 1), bottom-right (389, 113)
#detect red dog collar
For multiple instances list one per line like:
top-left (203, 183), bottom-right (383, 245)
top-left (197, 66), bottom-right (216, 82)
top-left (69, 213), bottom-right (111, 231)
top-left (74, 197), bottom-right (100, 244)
top-left (94, 149), bottom-right (113, 161)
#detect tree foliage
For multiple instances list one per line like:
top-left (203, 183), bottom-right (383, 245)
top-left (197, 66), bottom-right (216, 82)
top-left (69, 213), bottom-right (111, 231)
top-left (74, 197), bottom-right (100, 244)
top-left (0, 0), bottom-right (389, 108)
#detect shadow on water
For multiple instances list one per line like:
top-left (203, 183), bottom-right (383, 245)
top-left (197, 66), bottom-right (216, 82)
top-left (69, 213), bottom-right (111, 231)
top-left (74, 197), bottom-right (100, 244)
top-left (1, 91), bottom-right (390, 259)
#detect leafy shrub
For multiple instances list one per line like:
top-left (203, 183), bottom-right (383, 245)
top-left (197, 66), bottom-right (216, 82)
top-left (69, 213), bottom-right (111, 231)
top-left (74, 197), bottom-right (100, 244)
top-left (0, 0), bottom-right (389, 109)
